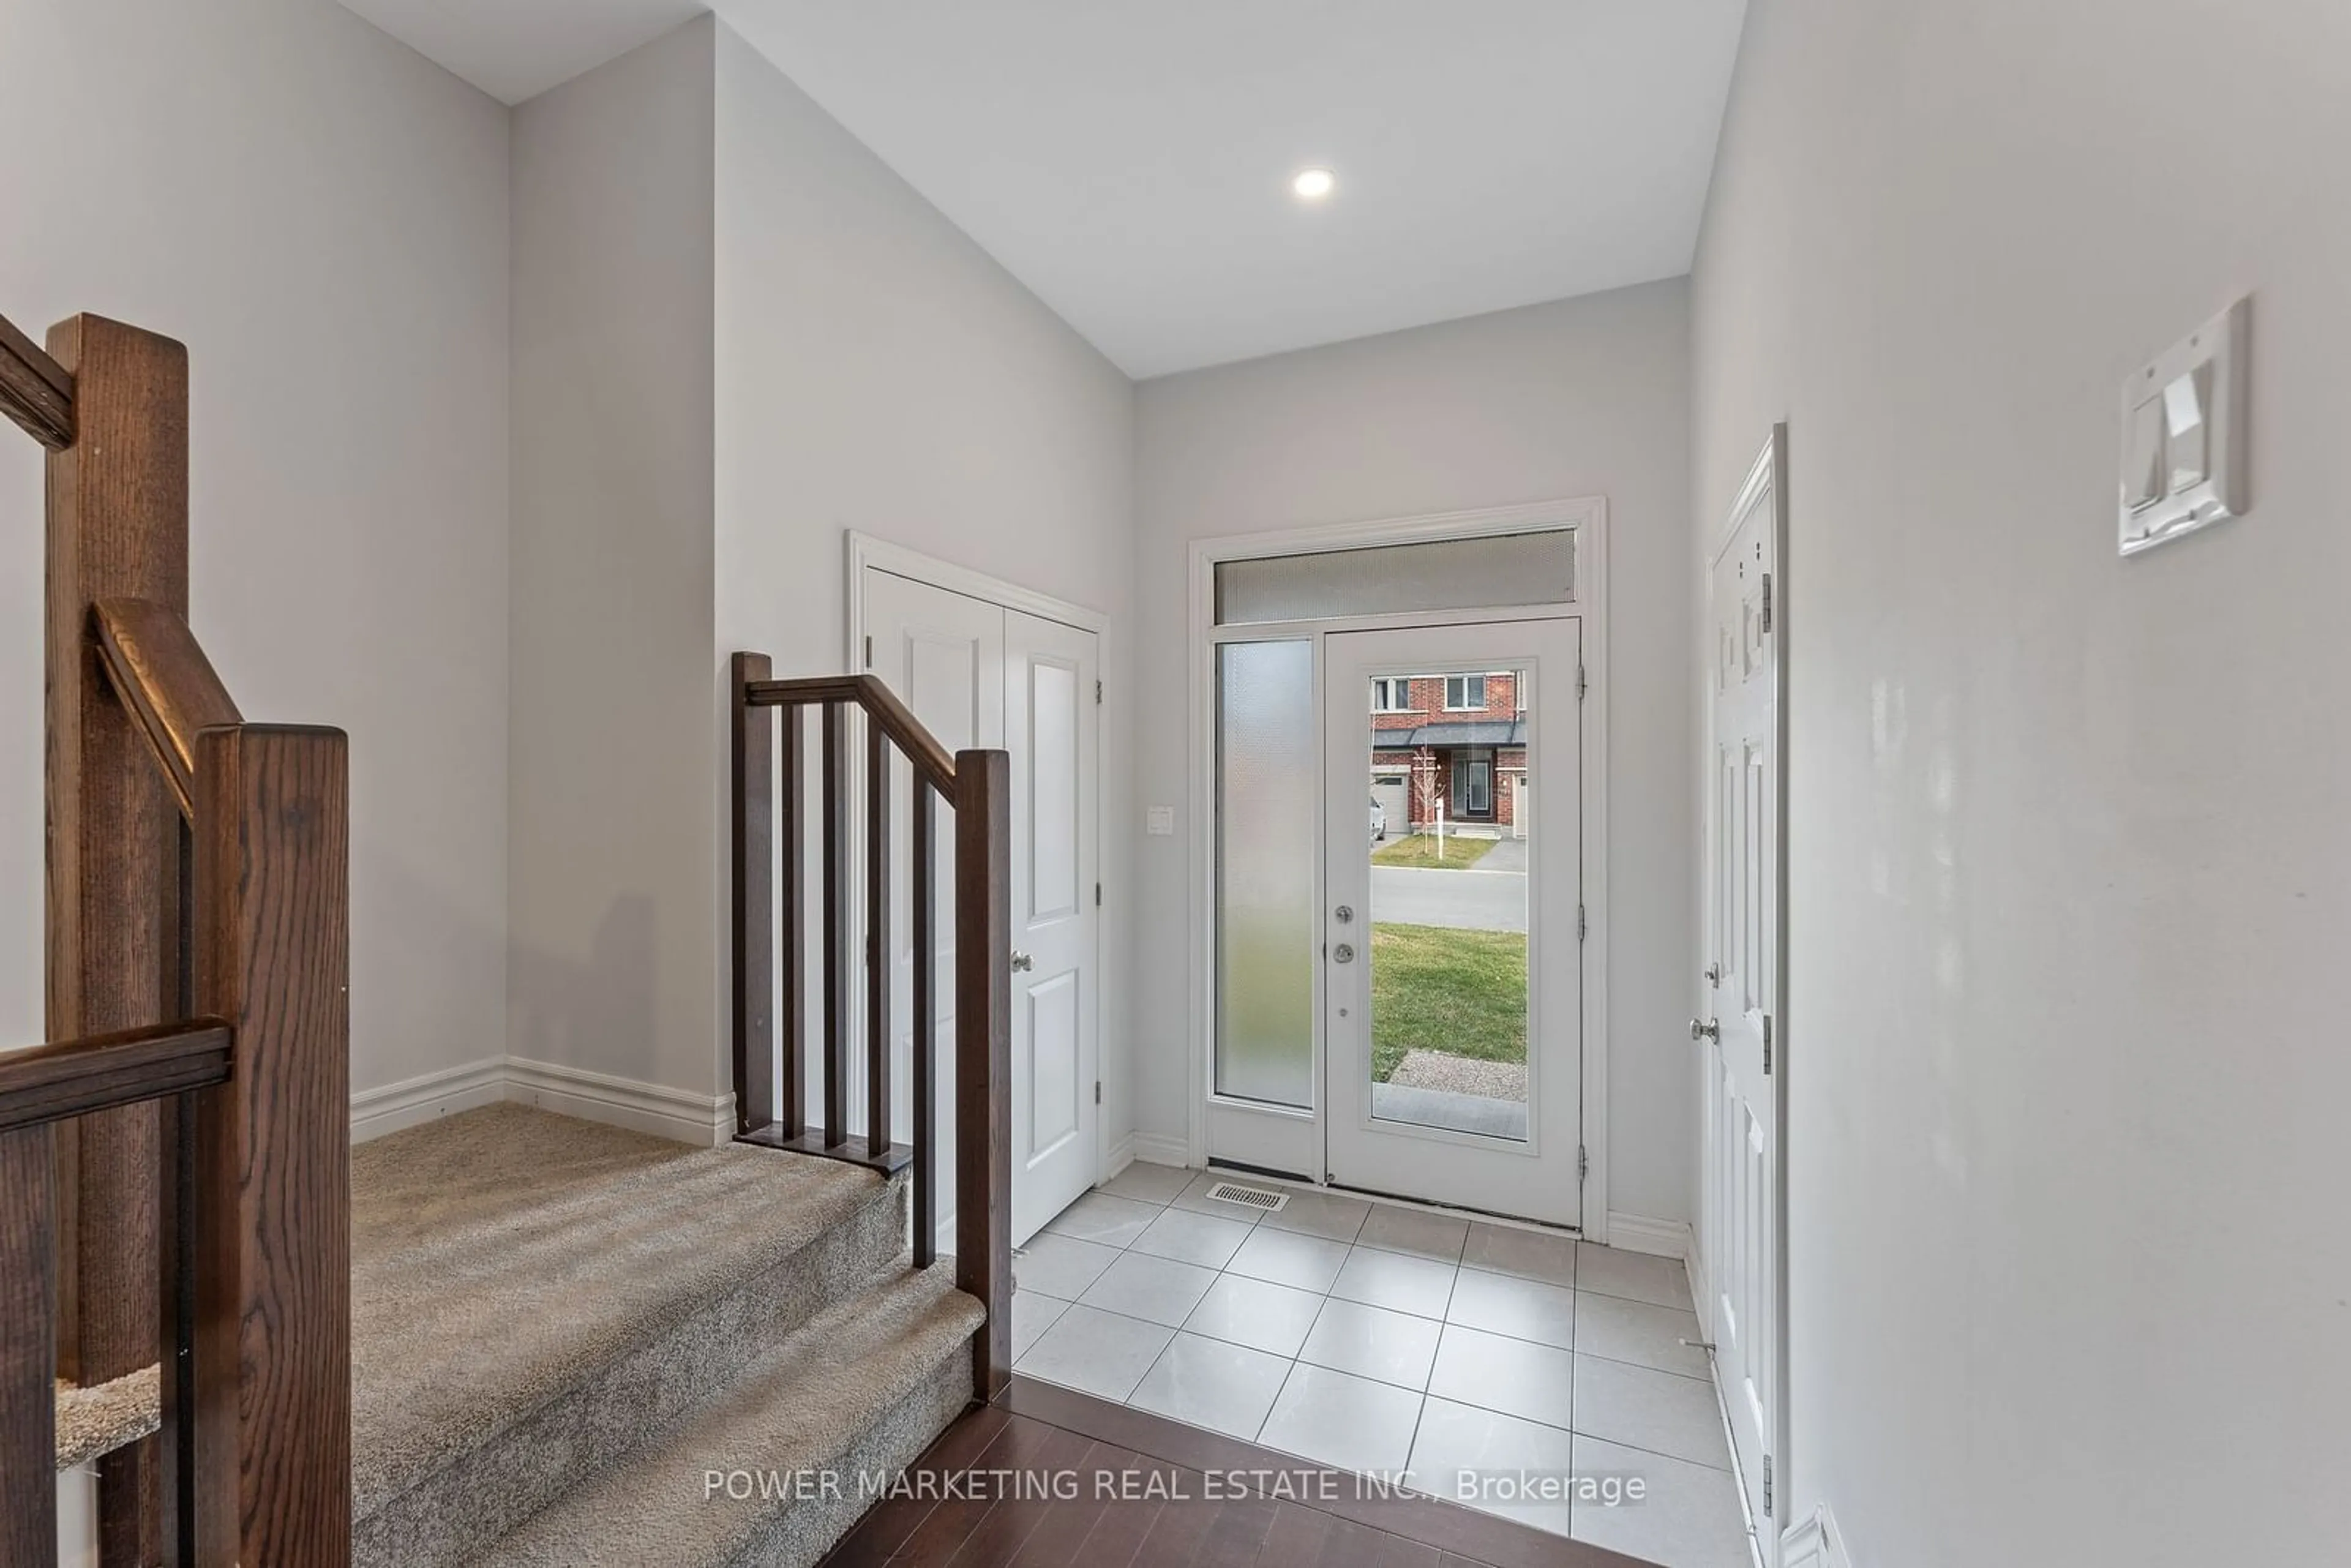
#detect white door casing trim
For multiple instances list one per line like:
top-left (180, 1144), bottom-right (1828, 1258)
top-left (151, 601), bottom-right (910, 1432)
top-left (844, 531), bottom-right (1112, 1210)
top-left (1186, 497), bottom-right (1611, 1237)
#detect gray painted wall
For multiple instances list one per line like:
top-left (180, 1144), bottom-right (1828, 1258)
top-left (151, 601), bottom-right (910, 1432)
top-left (0, 0), bottom-right (511, 1104)
top-left (1692, 1), bottom-right (2351, 1560)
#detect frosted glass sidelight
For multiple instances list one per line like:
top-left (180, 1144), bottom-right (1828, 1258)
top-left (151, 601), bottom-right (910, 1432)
top-left (1215, 640), bottom-right (1317, 1106)
top-left (1215, 530), bottom-right (1575, 626)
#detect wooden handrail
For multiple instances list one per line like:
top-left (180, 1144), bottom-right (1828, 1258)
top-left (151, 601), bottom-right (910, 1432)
top-left (0, 309), bottom-right (73, 450)
top-left (94, 599), bottom-right (244, 820)
top-left (732, 656), bottom-right (1013, 1400)
top-left (0, 1021), bottom-right (232, 1135)
top-left (748, 673), bottom-right (958, 793)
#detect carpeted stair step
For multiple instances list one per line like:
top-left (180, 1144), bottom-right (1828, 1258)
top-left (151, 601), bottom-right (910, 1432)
top-left (476, 1262), bottom-right (983, 1567)
top-left (350, 1103), bottom-right (910, 1567)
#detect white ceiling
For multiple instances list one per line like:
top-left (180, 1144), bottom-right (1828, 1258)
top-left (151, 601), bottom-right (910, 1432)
top-left (341, 1), bottom-right (1749, 377)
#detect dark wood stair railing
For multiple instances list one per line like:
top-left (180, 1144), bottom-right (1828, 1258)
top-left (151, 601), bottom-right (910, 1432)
top-left (2, 305), bottom-right (351, 1567)
top-left (732, 656), bottom-right (1014, 1400)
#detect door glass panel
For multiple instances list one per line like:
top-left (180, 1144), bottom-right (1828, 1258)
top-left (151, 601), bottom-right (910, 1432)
top-left (1215, 640), bottom-right (1316, 1106)
top-left (1365, 666), bottom-right (1530, 1140)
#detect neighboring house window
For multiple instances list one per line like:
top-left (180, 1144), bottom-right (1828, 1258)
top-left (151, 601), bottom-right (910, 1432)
top-left (1444, 674), bottom-right (1487, 710)
top-left (1371, 678), bottom-right (1413, 712)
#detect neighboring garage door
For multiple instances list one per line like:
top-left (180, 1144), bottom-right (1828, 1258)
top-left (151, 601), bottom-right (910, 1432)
top-left (1371, 773), bottom-right (1409, 838)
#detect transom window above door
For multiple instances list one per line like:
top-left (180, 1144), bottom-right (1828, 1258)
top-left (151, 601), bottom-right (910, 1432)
top-left (1444, 673), bottom-right (1488, 710)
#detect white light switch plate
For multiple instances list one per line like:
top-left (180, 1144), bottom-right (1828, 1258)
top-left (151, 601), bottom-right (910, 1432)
top-left (1146, 806), bottom-right (1175, 836)
top-left (2119, 296), bottom-right (2251, 556)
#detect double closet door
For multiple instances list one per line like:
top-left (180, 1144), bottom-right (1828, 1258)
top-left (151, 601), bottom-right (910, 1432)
top-left (863, 568), bottom-right (1100, 1247)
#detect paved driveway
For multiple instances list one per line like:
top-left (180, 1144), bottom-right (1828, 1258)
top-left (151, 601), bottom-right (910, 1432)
top-left (1371, 863), bottom-right (1527, 932)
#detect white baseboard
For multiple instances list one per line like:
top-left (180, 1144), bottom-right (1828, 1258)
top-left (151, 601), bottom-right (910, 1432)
top-left (505, 1056), bottom-right (733, 1146)
top-left (350, 1057), bottom-right (506, 1144)
top-left (1781, 1504), bottom-right (1850, 1568)
top-left (1130, 1132), bottom-right (1189, 1168)
top-left (350, 1056), bottom-right (732, 1147)
top-left (1103, 1133), bottom-right (1136, 1182)
top-left (1605, 1210), bottom-right (1693, 1261)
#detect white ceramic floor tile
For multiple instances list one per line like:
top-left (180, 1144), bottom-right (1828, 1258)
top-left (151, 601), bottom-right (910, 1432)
top-left (1257, 1363), bottom-right (1424, 1478)
top-left (1427, 1323), bottom-right (1576, 1431)
top-left (1011, 1289), bottom-right (1071, 1362)
top-left (1297, 1297), bottom-right (1441, 1390)
top-left (1407, 1397), bottom-right (1579, 1538)
top-left (1574, 1291), bottom-right (1712, 1379)
top-left (1098, 1160), bottom-right (1192, 1205)
top-left (1043, 1190), bottom-right (1160, 1248)
top-left (1576, 1243), bottom-right (1695, 1311)
top-left (1261, 1188), bottom-right (1371, 1244)
top-left (1183, 1272), bottom-right (1328, 1359)
top-left (1330, 1245), bottom-right (1458, 1319)
top-left (1463, 1222), bottom-right (1578, 1288)
top-left (1015, 1303), bottom-right (1174, 1402)
top-left (1446, 1266), bottom-right (1577, 1350)
top-left (1129, 1206), bottom-right (1254, 1270)
top-left (1570, 1435), bottom-right (1752, 1568)
top-left (1572, 1355), bottom-right (1732, 1471)
top-left (1126, 1332), bottom-right (1292, 1441)
top-left (1013, 1232), bottom-right (1120, 1300)
top-left (1078, 1251), bottom-right (1220, 1327)
top-left (1226, 1226), bottom-right (1351, 1294)
top-left (1357, 1205), bottom-right (1469, 1262)
top-left (1169, 1170), bottom-right (1268, 1224)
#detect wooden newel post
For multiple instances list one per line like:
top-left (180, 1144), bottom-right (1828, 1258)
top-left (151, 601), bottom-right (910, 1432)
top-left (952, 748), bottom-right (1012, 1400)
top-left (731, 653), bottom-right (776, 1135)
top-left (190, 724), bottom-right (351, 1566)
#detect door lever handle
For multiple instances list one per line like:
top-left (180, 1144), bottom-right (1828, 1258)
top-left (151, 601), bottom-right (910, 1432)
top-left (1689, 1018), bottom-right (1719, 1042)
top-left (1011, 951), bottom-right (1033, 973)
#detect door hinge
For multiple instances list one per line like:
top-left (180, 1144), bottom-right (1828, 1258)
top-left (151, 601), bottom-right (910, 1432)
top-left (1578, 1143), bottom-right (1589, 1186)
top-left (1763, 1453), bottom-right (1774, 1515)
top-left (1095, 882), bottom-right (1102, 907)
top-left (863, 634), bottom-right (874, 668)
top-left (1577, 904), bottom-right (1587, 942)
top-left (1095, 679), bottom-right (1103, 705)
top-left (1760, 572), bottom-right (1773, 635)
top-left (1094, 1081), bottom-right (1102, 1105)
top-left (1578, 663), bottom-right (1588, 700)
top-left (1762, 1013), bottom-right (1774, 1075)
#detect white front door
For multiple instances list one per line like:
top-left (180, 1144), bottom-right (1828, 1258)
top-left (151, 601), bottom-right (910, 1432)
top-left (861, 568), bottom-right (1099, 1248)
top-left (1703, 441), bottom-right (1783, 1540)
top-left (1321, 619), bottom-right (1582, 1225)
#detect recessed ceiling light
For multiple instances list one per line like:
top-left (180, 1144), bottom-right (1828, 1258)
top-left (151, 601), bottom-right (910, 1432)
top-left (1292, 168), bottom-right (1336, 201)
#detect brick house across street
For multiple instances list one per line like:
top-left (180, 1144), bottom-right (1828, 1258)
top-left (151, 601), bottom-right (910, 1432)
top-left (1368, 670), bottom-right (1528, 835)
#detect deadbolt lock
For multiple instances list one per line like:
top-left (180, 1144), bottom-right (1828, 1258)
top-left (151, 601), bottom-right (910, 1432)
top-left (1333, 943), bottom-right (1355, 964)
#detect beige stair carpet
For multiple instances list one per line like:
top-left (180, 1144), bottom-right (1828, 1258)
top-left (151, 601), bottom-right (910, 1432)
top-left (351, 1103), bottom-right (907, 1564)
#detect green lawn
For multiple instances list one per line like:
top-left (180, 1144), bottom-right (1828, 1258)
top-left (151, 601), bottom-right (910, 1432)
top-left (1369, 922), bottom-right (1527, 1082)
top-left (1370, 832), bottom-right (1497, 870)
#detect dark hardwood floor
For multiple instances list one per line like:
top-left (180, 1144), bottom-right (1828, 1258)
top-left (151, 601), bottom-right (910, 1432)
top-left (821, 1376), bottom-right (1652, 1568)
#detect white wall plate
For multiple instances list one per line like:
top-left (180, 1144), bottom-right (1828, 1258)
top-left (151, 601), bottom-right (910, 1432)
top-left (2119, 296), bottom-right (2251, 556)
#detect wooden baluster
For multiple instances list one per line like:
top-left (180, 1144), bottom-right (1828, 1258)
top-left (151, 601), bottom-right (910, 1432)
top-left (822, 705), bottom-right (850, 1147)
top-left (954, 749), bottom-right (1012, 1398)
top-left (780, 704), bottom-right (806, 1139)
top-left (191, 725), bottom-right (351, 1566)
top-left (866, 726), bottom-right (892, 1159)
top-left (912, 782), bottom-right (937, 1267)
top-left (730, 654), bottom-right (775, 1136)
top-left (1, 1124), bottom-right (58, 1564)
